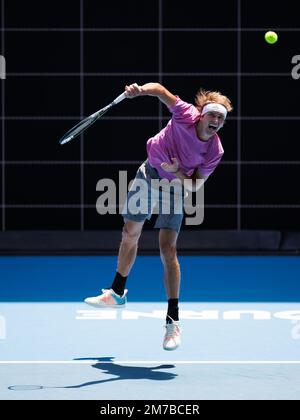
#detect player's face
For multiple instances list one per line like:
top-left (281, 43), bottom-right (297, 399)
top-left (201, 111), bottom-right (225, 137)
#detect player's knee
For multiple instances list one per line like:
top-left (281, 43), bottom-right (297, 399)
top-left (160, 243), bottom-right (177, 262)
top-left (122, 222), bottom-right (142, 244)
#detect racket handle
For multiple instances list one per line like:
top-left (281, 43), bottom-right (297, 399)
top-left (113, 92), bottom-right (126, 104)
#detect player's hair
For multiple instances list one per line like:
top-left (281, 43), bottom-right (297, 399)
top-left (195, 88), bottom-right (233, 113)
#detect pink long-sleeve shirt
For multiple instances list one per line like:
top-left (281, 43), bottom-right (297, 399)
top-left (146, 96), bottom-right (224, 180)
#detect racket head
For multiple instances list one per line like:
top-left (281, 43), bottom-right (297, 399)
top-left (59, 105), bottom-right (111, 145)
top-left (8, 385), bottom-right (44, 391)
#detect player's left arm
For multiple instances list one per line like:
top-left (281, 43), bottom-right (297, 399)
top-left (161, 159), bottom-right (206, 192)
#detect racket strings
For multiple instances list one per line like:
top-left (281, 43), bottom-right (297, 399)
top-left (59, 96), bottom-right (121, 145)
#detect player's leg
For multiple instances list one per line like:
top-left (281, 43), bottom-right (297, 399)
top-left (159, 228), bottom-right (180, 311)
top-left (159, 228), bottom-right (180, 299)
top-left (155, 186), bottom-right (184, 350)
top-left (159, 228), bottom-right (181, 351)
top-left (116, 219), bottom-right (144, 277)
top-left (112, 159), bottom-right (151, 295)
top-left (85, 161), bottom-right (150, 308)
top-left (84, 219), bottom-right (144, 308)
top-left (109, 219), bottom-right (144, 296)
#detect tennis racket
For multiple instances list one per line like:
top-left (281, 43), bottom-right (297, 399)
top-left (59, 92), bottom-right (126, 145)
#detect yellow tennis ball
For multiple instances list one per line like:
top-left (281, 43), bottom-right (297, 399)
top-left (265, 31), bottom-right (278, 44)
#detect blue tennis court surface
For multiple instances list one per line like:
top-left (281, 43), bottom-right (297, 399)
top-left (1, 255), bottom-right (300, 302)
top-left (1, 256), bottom-right (300, 400)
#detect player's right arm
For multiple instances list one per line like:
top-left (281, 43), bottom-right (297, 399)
top-left (125, 82), bottom-right (177, 108)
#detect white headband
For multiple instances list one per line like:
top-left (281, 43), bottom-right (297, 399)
top-left (201, 103), bottom-right (227, 119)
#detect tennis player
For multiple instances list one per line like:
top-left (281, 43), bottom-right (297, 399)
top-left (85, 82), bottom-right (233, 350)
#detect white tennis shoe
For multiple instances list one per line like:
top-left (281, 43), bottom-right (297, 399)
top-left (163, 317), bottom-right (181, 351)
top-left (84, 289), bottom-right (127, 308)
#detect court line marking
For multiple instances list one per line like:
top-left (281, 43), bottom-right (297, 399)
top-left (1, 361), bottom-right (300, 365)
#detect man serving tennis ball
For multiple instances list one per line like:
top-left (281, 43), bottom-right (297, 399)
top-left (85, 82), bottom-right (233, 351)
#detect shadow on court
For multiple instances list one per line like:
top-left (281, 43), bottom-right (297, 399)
top-left (63, 357), bottom-right (177, 388)
top-left (8, 357), bottom-right (177, 391)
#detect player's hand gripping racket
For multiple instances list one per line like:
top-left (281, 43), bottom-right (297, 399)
top-left (59, 92), bottom-right (126, 145)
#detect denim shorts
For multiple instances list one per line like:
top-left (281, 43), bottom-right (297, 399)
top-left (121, 160), bottom-right (184, 233)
